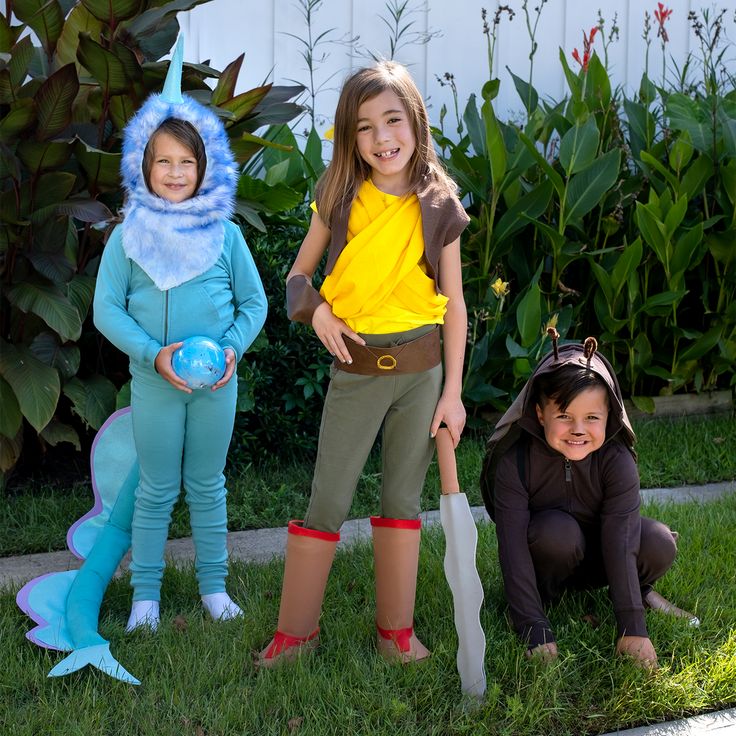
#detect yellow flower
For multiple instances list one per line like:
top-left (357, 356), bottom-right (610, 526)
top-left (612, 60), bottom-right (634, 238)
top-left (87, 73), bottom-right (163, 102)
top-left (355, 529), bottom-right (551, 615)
top-left (490, 277), bottom-right (510, 298)
top-left (323, 125), bottom-right (335, 141)
top-left (544, 313), bottom-right (559, 332)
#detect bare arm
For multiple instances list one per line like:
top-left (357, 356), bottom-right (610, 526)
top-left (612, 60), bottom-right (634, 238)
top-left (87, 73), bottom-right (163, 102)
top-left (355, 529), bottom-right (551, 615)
top-left (430, 238), bottom-right (466, 444)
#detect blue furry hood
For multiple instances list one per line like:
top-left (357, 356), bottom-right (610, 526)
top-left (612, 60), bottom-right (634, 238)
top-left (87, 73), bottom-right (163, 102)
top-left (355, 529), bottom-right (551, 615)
top-left (120, 81), bottom-right (238, 290)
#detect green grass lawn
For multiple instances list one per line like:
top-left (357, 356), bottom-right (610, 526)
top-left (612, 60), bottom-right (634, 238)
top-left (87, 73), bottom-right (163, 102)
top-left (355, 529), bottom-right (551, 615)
top-left (2, 496), bottom-right (735, 736)
top-left (1, 414), bottom-right (735, 557)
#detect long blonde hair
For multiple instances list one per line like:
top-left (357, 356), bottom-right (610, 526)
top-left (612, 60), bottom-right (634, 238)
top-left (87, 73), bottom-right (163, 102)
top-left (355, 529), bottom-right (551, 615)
top-left (316, 61), bottom-right (456, 227)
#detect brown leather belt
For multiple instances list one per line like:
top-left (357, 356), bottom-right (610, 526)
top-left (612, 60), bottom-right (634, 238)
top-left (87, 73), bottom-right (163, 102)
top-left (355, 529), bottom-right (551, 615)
top-left (336, 327), bottom-right (441, 376)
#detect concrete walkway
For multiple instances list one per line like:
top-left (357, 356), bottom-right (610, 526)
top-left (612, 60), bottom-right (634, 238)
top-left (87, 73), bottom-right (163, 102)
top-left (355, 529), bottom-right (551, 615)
top-left (4, 480), bottom-right (734, 736)
top-left (2, 480), bottom-right (733, 589)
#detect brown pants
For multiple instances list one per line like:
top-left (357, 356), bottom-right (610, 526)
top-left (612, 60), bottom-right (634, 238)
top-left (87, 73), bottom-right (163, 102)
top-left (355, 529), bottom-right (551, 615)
top-left (526, 510), bottom-right (677, 601)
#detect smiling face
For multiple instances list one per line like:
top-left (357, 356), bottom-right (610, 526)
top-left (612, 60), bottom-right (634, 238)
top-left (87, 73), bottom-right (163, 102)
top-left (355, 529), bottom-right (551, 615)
top-left (147, 131), bottom-right (199, 203)
top-left (535, 385), bottom-right (610, 461)
top-left (355, 89), bottom-right (416, 195)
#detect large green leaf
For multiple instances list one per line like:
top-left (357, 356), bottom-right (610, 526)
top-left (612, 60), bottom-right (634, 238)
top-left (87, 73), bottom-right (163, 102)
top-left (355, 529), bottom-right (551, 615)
top-left (679, 154), bottom-right (713, 200)
top-left (57, 197), bottom-right (114, 223)
top-left (74, 138), bottom-right (122, 190)
top-left (32, 171), bottom-right (77, 211)
top-left (666, 94), bottom-right (712, 154)
top-left (17, 140), bottom-right (72, 172)
top-left (56, 4), bottom-right (103, 69)
top-left (219, 85), bottom-right (271, 125)
top-left (35, 63), bottom-right (79, 140)
top-left (109, 93), bottom-right (138, 131)
top-left (506, 66), bottom-right (538, 115)
top-left (623, 98), bottom-right (654, 160)
top-left (559, 116), bottom-right (599, 176)
top-left (679, 326), bottom-right (723, 362)
top-left (516, 282), bottom-right (542, 348)
top-left (63, 374), bottom-right (117, 430)
top-left (236, 176), bottom-right (303, 213)
top-left (564, 149), bottom-right (620, 224)
top-left (6, 280), bottom-right (82, 341)
top-left (0, 341), bottom-right (60, 433)
top-left (67, 274), bottom-right (96, 322)
top-left (40, 419), bottom-right (81, 450)
top-left (30, 331), bottom-right (80, 378)
top-left (610, 237), bottom-right (643, 301)
top-left (494, 180), bottom-right (553, 246)
top-left (28, 217), bottom-right (76, 283)
top-left (0, 430), bottom-right (23, 472)
top-left (0, 98), bottom-right (36, 138)
top-left (8, 35), bottom-right (35, 88)
top-left (481, 97), bottom-right (507, 189)
top-left (81, 0), bottom-right (143, 24)
top-left (124, 0), bottom-right (210, 42)
top-left (0, 376), bottom-right (22, 438)
top-left (13, 0), bottom-right (64, 59)
top-left (77, 33), bottom-right (129, 94)
top-left (584, 52), bottom-right (611, 109)
top-left (0, 13), bottom-right (24, 54)
top-left (211, 53), bottom-right (243, 106)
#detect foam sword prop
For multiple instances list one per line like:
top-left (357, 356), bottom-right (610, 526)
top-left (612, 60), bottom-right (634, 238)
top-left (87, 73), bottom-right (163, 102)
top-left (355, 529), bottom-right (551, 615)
top-left (435, 428), bottom-right (487, 699)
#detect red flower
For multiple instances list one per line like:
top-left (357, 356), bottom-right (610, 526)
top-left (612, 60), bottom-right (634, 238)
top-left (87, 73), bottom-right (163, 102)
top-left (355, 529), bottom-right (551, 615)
top-left (654, 2), bottom-right (672, 42)
top-left (571, 26), bottom-right (598, 72)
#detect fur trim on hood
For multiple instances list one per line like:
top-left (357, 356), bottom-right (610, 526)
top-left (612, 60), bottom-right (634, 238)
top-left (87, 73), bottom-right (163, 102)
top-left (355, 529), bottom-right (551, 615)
top-left (120, 92), bottom-right (238, 290)
top-left (480, 337), bottom-right (636, 514)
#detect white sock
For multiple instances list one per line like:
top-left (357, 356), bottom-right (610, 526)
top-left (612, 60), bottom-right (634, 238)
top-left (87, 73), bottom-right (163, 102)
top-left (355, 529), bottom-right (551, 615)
top-left (201, 592), bottom-right (243, 622)
top-left (126, 600), bottom-right (160, 632)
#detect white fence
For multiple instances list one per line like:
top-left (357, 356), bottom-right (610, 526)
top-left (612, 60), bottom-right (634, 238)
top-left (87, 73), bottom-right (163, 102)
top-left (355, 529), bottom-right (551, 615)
top-left (180, 0), bottom-right (736, 136)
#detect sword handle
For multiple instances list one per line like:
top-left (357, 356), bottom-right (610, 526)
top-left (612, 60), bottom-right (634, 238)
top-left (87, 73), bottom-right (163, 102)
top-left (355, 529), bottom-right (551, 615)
top-left (435, 427), bottom-right (460, 494)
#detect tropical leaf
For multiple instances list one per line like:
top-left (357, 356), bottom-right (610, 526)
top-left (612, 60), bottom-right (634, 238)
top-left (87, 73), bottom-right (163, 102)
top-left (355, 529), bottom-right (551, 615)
top-left (30, 331), bottom-right (81, 378)
top-left (6, 280), bottom-right (82, 342)
top-left (81, 0), bottom-right (143, 25)
top-left (0, 341), bottom-right (60, 433)
top-left (0, 98), bottom-right (36, 137)
top-left (63, 374), bottom-right (117, 430)
top-left (17, 140), bottom-right (72, 172)
top-left (0, 377), bottom-right (22, 438)
top-left (56, 4), bottom-right (103, 69)
top-left (564, 149), bottom-right (620, 224)
top-left (40, 419), bottom-right (81, 450)
top-left (211, 53), bottom-right (243, 106)
top-left (77, 33), bottom-right (129, 94)
top-left (35, 63), bottom-right (79, 140)
top-left (559, 116), bottom-right (599, 176)
top-left (13, 0), bottom-right (64, 58)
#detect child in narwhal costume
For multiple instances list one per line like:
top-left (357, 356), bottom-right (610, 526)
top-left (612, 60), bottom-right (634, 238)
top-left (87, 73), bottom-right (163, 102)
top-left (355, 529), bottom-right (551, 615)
top-left (94, 37), bottom-right (267, 631)
top-left (481, 331), bottom-right (699, 669)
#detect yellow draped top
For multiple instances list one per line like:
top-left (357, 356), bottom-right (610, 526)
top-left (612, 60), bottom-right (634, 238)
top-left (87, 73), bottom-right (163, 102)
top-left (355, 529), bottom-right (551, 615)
top-left (317, 179), bottom-right (448, 334)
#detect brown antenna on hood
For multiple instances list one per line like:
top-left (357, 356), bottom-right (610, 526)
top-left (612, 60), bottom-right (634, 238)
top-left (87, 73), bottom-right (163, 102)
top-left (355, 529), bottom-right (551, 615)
top-left (583, 336), bottom-right (598, 366)
top-left (547, 327), bottom-right (560, 361)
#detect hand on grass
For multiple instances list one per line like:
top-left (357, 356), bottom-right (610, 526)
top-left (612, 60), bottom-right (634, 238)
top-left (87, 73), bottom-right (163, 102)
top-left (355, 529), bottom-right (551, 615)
top-left (526, 642), bottom-right (558, 662)
top-left (616, 635), bottom-right (658, 669)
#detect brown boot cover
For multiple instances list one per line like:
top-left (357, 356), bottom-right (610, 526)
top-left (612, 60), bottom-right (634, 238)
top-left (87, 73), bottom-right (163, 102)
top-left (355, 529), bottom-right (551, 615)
top-left (371, 516), bottom-right (430, 663)
top-left (258, 521), bottom-right (339, 668)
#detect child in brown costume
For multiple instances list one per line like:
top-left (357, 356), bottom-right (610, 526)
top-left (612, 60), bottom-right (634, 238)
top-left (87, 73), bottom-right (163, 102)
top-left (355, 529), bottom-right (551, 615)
top-left (481, 333), bottom-right (698, 668)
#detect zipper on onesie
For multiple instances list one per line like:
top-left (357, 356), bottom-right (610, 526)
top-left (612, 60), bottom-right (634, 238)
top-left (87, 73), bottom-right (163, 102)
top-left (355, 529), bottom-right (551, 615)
top-left (564, 458), bottom-right (572, 483)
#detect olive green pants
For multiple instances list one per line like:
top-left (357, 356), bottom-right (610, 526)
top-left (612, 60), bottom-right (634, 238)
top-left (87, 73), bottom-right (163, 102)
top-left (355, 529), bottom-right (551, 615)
top-left (304, 326), bottom-right (442, 534)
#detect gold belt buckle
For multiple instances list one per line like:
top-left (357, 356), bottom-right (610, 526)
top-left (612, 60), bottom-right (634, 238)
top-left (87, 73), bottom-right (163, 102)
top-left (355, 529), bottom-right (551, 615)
top-left (376, 354), bottom-right (397, 370)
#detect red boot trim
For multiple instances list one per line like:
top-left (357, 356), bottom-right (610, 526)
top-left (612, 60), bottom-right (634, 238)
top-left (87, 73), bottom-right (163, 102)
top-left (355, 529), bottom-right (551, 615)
top-left (288, 520), bottom-right (340, 541)
top-left (377, 624), bottom-right (414, 653)
top-left (262, 628), bottom-right (320, 659)
top-left (370, 516), bottom-right (421, 530)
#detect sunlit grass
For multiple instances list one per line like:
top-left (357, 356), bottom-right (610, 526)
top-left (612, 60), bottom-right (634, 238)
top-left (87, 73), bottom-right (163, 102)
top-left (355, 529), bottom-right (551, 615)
top-left (2, 496), bottom-right (734, 735)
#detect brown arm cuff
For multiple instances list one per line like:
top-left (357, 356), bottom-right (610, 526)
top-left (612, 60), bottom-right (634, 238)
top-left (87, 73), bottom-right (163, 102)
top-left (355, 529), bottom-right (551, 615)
top-left (286, 275), bottom-right (325, 324)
